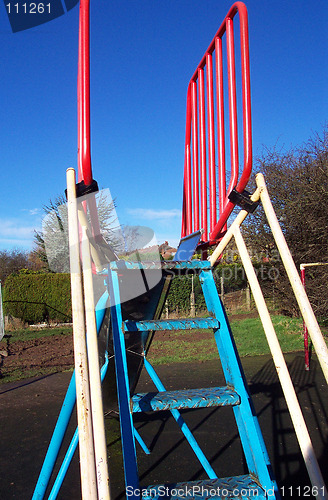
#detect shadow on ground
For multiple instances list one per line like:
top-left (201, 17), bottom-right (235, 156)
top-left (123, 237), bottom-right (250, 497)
top-left (0, 353), bottom-right (327, 499)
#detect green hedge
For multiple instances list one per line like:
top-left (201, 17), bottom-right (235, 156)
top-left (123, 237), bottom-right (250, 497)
top-left (166, 263), bottom-right (274, 314)
top-left (166, 264), bottom-right (248, 314)
top-left (2, 262), bottom-right (274, 322)
top-left (3, 272), bottom-right (72, 323)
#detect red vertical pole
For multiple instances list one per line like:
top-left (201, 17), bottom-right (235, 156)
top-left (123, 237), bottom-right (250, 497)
top-left (206, 53), bottom-right (216, 234)
top-left (191, 81), bottom-right (199, 232)
top-left (235, 1), bottom-right (252, 193)
top-left (78, 0), bottom-right (92, 186)
top-left (182, 84), bottom-right (193, 237)
top-left (215, 37), bottom-right (226, 219)
top-left (77, 0), bottom-right (102, 241)
top-left (198, 68), bottom-right (207, 241)
top-left (301, 266), bottom-right (310, 371)
top-left (183, 144), bottom-right (192, 237)
top-left (226, 17), bottom-right (238, 196)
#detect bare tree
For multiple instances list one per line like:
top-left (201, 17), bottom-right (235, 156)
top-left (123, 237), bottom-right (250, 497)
top-left (33, 191), bottom-right (120, 272)
top-left (243, 127), bottom-right (328, 318)
top-left (0, 249), bottom-right (30, 282)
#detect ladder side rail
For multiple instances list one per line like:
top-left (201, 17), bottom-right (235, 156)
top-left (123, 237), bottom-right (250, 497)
top-left (199, 268), bottom-right (279, 496)
top-left (107, 268), bottom-right (140, 499)
top-left (181, 1), bottom-right (252, 244)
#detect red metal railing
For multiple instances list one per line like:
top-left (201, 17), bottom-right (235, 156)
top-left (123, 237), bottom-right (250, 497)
top-left (181, 1), bottom-right (252, 246)
top-left (78, 0), bottom-right (92, 186)
top-left (77, 0), bottom-right (102, 239)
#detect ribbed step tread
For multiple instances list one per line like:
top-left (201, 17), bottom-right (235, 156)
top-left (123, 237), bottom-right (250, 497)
top-left (124, 317), bottom-right (219, 332)
top-left (131, 386), bottom-right (240, 413)
top-left (142, 474), bottom-right (266, 499)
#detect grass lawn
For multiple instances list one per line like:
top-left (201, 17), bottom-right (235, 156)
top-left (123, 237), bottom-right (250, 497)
top-left (2, 326), bottom-right (73, 343)
top-left (1, 314), bottom-right (326, 383)
top-left (147, 314), bottom-right (317, 365)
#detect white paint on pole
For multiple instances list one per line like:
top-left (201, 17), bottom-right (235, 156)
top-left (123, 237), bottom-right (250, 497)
top-left (66, 168), bottom-right (97, 499)
top-left (81, 225), bottom-right (111, 500)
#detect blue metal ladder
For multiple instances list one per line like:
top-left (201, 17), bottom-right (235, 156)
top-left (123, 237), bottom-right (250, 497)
top-left (107, 259), bottom-right (280, 500)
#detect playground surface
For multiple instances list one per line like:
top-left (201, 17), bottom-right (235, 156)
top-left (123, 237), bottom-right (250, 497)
top-left (0, 352), bottom-right (327, 499)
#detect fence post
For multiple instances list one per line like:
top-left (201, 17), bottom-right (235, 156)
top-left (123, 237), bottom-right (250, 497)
top-left (246, 282), bottom-right (251, 311)
top-left (0, 281), bottom-right (4, 341)
top-left (190, 275), bottom-right (196, 317)
top-left (220, 276), bottom-right (224, 305)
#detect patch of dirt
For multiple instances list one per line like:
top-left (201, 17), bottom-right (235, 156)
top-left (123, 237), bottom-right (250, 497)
top-left (0, 334), bottom-right (74, 381)
top-left (227, 311), bottom-right (259, 321)
top-left (0, 311), bottom-right (259, 381)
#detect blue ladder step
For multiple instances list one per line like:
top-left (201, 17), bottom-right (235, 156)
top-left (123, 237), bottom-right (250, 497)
top-left (124, 317), bottom-right (219, 332)
top-left (131, 386), bottom-right (240, 413)
top-left (142, 475), bottom-right (266, 499)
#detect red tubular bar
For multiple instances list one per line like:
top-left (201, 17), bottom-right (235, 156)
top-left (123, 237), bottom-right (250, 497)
top-left (77, 0), bottom-right (102, 242)
top-left (78, 0), bottom-right (92, 185)
top-left (181, 1), bottom-right (252, 245)
top-left (226, 17), bottom-right (239, 197)
top-left (199, 68), bottom-right (208, 241)
top-left (182, 86), bottom-right (193, 237)
top-left (206, 53), bottom-right (217, 234)
top-left (191, 81), bottom-right (200, 232)
top-left (215, 37), bottom-right (226, 220)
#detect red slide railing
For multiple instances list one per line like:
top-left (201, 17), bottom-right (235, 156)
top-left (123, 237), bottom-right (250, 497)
top-left (77, 0), bottom-right (92, 186)
top-left (77, 0), bottom-right (102, 239)
top-left (181, 2), bottom-right (252, 247)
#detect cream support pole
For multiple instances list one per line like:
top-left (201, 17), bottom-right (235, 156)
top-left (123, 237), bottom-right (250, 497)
top-left (234, 225), bottom-right (327, 499)
top-left (81, 226), bottom-right (111, 500)
top-left (78, 204), bottom-right (104, 273)
top-left (66, 168), bottom-right (97, 499)
top-left (209, 187), bottom-right (261, 266)
top-left (256, 173), bottom-right (328, 385)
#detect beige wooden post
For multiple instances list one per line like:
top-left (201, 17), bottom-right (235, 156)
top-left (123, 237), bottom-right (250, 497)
top-left (81, 226), bottom-right (111, 500)
top-left (66, 168), bottom-right (97, 499)
top-left (256, 173), bottom-right (328, 385)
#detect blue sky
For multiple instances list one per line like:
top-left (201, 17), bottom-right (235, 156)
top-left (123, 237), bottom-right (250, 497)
top-left (0, 0), bottom-right (327, 251)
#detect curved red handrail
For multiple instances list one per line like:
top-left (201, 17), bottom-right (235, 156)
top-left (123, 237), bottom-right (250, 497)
top-left (181, 2), bottom-right (252, 245)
